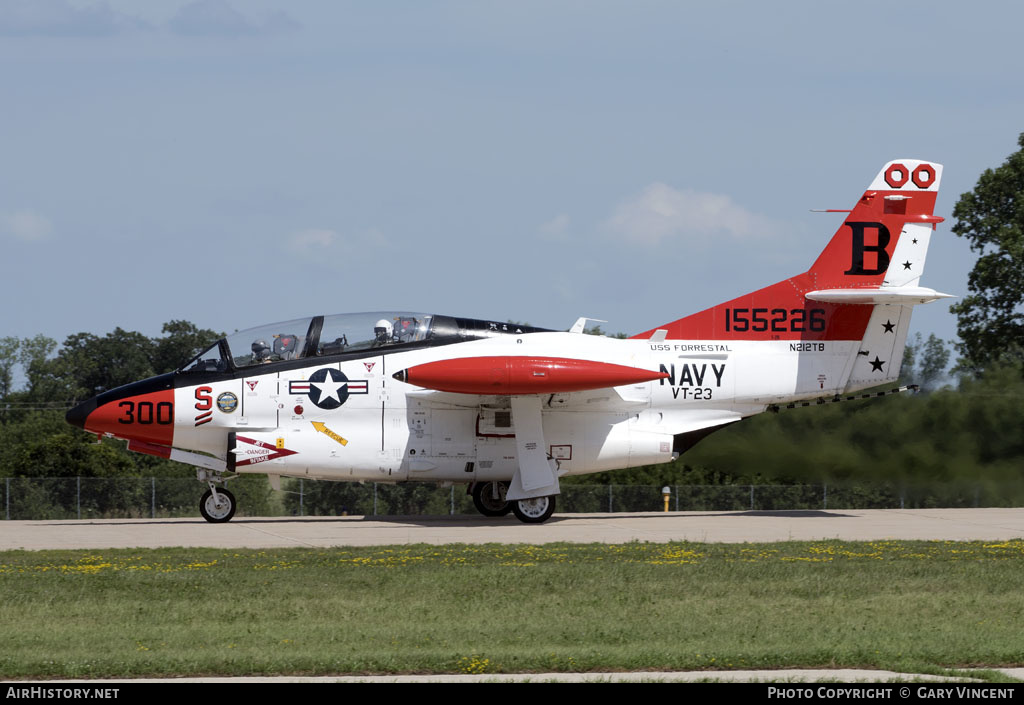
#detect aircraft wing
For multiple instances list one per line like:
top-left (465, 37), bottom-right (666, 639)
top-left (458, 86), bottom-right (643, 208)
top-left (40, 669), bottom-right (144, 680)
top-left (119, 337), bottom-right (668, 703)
top-left (404, 384), bottom-right (653, 411)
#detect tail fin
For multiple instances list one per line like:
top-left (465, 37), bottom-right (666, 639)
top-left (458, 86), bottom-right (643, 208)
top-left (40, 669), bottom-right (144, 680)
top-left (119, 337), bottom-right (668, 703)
top-left (633, 159), bottom-right (947, 347)
top-left (806, 159), bottom-right (943, 292)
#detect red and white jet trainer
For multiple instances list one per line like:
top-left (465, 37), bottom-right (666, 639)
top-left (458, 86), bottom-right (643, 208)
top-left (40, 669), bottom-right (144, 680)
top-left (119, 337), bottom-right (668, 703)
top-left (66, 159), bottom-right (950, 523)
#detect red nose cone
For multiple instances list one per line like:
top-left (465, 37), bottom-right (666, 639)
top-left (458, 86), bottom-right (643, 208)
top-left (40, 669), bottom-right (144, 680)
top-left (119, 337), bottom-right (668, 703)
top-left (83, 388), bottom-right (175, 445)
top-left (72, 379), bottom-right (177, 446)
top-left (396, 356), bottom-right (669, 395)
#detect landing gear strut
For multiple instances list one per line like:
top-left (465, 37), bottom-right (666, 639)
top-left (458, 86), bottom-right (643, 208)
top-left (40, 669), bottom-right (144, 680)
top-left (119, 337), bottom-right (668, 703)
top-left (471, 481), bottom-right (513, 517)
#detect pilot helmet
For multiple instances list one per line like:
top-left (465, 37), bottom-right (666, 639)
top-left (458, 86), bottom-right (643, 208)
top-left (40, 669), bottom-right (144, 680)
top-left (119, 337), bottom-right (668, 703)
top-left (374, 319), bottom-right (393, 343)
top-left (251, 339), bottom-right (271, 361)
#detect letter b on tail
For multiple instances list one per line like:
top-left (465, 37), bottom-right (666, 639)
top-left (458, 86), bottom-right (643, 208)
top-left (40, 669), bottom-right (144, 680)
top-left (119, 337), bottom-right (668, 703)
top-left (843, 222), bottom-right (891, 276)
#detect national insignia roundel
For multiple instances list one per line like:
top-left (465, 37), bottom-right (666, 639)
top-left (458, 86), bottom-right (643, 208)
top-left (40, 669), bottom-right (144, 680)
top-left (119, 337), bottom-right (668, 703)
top-left (307, 368), bottom-right (352, 410)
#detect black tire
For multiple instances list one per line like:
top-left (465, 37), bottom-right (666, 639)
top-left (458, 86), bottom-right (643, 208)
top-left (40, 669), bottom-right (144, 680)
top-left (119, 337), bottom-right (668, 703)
top-left (199, 487), bottom-right (236, 523)
top-left (472, 481), bottom-right (513, 517)
top-left (511, 495), bottom-right (556, 524)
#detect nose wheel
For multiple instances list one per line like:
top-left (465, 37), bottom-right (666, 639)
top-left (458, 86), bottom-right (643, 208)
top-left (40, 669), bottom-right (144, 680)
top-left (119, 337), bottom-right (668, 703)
top-left (199, 487), bottom-right (236, 523)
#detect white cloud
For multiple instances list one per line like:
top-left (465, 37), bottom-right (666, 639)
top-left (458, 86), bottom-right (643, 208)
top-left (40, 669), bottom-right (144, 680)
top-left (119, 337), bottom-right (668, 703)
top-left (0, 0), bottom-right (298, 37)
top-left (538, 213), bottom-right (570, 240)
top-left (167, 0), bottom-right (299, 36)
top-left (0, 0), bottom-right (147, 36)
top-left (605, 183), bottom-right (780, 246)
top-left (2, 211), bottom-right (52, 241)
top-left (285, 227), bottom-right (394, 256)
top-left (286, 228), bottom-right (336, 254)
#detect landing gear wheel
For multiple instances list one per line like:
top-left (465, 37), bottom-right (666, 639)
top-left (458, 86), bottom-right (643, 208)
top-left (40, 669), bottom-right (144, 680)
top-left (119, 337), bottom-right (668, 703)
top-left (199, 487), bottom-right (236, 523)
top-left (512, 495), bottom-right (556, 524)
top-left (472, 481), bottom-right (513, 517)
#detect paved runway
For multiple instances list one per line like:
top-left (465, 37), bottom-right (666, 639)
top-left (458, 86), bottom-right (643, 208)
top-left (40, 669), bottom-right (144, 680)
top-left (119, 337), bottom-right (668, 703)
top-left (4, 508), bottom-right (1023, 550)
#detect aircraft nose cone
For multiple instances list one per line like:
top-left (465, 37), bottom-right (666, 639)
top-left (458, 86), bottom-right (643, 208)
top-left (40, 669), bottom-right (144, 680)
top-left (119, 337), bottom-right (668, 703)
top-left (65, 398), bottom-right (96, 431)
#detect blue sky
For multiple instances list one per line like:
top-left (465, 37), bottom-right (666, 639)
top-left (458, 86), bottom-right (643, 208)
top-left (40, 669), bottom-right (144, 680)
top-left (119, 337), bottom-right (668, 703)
top-left (2, 0), bottom-right (1022, 357)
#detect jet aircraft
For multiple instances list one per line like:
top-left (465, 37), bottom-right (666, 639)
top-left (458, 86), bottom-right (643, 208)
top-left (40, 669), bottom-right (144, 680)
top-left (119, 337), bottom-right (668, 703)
top-left (66, 159), bottom-right (950, 523)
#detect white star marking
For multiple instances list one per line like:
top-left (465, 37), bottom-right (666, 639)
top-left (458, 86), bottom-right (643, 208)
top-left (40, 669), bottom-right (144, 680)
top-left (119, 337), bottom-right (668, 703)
top-left (312, 376), bottom-right (347, 403)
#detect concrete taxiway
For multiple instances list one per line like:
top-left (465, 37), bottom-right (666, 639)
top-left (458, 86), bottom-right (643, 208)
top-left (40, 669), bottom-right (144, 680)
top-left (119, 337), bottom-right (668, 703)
top-left (3, 508), bottom-right (1023, 550)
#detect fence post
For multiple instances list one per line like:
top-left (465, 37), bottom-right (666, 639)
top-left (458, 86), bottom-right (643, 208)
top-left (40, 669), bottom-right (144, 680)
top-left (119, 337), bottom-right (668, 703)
top-left (373, 483), bottom-right (378, 516)
top-left (5, 477), bottom-right (8, 520)
top-left (750, 485), bottom-right (754, 511)
top-left (450, 485), bottom-right (454, 515)
top-left (608, 484), bottom-right (613, 513)
top-left (151, 477), bottom-right (156, 519)
top-left (299, 479), bottom-right (304, 517)
top-left (900, 489), bottom-right (905, 510)
top-left (675, 485), bottom-right (679, 512)
top-left (77, 476), bottom-right (81, 520)
top-left (823, 483), bottom-right (828, 510)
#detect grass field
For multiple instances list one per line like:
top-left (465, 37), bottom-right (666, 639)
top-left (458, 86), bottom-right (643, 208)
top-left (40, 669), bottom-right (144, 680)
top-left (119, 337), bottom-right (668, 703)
top-left (1, 540), bottom-right (1023, 679)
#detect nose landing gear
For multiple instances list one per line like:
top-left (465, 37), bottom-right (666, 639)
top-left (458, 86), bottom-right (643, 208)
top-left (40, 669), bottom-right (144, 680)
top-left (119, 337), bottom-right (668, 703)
top-left (197, 470), bottom-right (238, 523)
top-left (199, 486), bottom-right (236, 523)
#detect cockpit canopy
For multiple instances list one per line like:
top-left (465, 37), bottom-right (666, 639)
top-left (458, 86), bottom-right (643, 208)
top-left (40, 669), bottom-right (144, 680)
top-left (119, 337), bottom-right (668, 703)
top-left (180, 312), bottom-right (551, 373)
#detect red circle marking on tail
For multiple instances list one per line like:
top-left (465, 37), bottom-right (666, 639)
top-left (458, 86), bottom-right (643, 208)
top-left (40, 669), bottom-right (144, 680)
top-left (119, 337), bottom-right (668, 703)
top-left (884, 163), bottom-right (909, 188)
top-left (912, 164), bottom-right (935, 189)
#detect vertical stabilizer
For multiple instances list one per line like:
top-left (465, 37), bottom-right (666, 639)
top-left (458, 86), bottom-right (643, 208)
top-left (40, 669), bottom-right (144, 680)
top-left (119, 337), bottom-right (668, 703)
top-left (633, 159), bottom-right (944, 349)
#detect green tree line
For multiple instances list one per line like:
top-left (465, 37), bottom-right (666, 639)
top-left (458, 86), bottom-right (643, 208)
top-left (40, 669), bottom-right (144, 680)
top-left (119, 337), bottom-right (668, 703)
top-left (0, 321), bottom-right (221, 480)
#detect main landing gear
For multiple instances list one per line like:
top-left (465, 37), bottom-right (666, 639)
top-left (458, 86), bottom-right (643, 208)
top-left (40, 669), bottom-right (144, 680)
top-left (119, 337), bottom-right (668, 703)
top-left (472, 481), bottom-right (513, 517)
top-left (197, 470), bottom-right (237, 523)
top-left (470, 481), bottom-right (556, 524)
top-left (511, 495), bottom-right (555, 524)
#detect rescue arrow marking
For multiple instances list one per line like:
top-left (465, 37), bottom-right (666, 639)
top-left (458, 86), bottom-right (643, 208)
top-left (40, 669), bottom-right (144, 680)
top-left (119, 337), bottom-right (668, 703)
top-left (311, 421), bottom-right (349, 446)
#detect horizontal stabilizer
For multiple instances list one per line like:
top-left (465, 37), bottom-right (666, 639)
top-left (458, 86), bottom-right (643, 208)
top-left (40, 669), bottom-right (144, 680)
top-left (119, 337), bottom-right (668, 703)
top-left (805, 287), bottom-right (954, 305)
top-left (773, 385), bottom-right (919, 411)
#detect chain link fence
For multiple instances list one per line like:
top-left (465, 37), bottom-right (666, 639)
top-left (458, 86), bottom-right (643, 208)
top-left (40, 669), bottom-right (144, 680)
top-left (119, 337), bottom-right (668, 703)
top-left (0, 476), bottom-right (275, 520)
top-left (0, 477), bottom-right (1015, 520)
